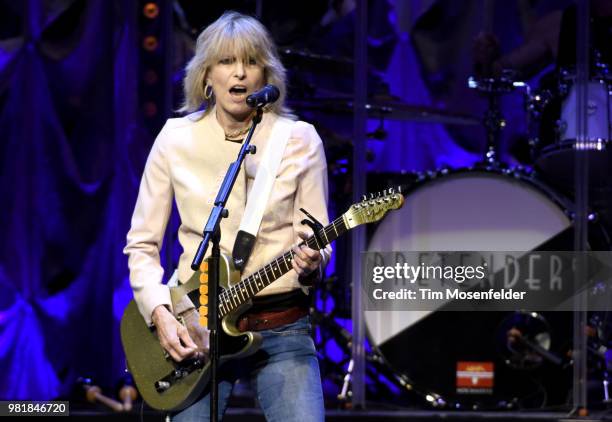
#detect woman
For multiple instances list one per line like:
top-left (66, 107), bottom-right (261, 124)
top-left (124, 11), bottom-right (329, 422)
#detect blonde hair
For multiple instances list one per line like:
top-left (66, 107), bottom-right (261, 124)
top-left (179, 11), bottom-right (292, 118)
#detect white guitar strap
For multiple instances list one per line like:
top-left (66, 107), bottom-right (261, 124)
top-left (232, 117), bottom-right (295, 270)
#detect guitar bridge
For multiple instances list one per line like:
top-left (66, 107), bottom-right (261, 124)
top-left (154, 357), bottom-right (206, 393)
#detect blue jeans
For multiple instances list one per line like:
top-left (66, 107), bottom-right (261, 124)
top-left (171, 316), bottom-right (324, 422)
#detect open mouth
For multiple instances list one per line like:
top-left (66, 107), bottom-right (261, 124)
top-left (229, 86), bottom-right (247, 95)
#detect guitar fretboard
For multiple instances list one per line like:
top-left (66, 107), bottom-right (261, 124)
top-left (218, 215), bottom-right (348, 317)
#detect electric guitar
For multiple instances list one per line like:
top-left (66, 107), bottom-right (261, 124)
top-left (120, 189), bottom-right (404, 411)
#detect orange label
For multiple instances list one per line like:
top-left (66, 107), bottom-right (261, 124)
top-left (456, 361), bottom-right (494, 389)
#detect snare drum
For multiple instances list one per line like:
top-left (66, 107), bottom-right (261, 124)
top-left (366, 168), bottom-right (607, 407)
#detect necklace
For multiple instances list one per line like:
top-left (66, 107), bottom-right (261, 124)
top-left (224, 124), bottom-right (251, 142)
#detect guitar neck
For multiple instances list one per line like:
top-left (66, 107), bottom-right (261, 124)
top-left (218, 214), bottom-right (348, 317)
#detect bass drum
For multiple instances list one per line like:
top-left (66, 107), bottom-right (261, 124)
top-left (365, 168), bottom-right (607, 408)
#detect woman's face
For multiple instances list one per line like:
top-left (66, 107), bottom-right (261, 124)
top-left (207, 53), bottom-right (265, 123)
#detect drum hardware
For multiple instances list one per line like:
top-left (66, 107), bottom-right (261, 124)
top-left (368, 117), bottom-right (388, 140)
top-left (524, 87), bottom-right (555, 159)
top-left (528, 62), bottom-right (612, 188)
top-left (592, 50), bottom-right (610, 75)
top-left (563, 312), bottom-right (612, 406)
top-left (408, 167), bottom-right (451, 187)
top-left (557, 63), bottom-right (611, 143)
top-left (527, 61), bottom-right (612, 130)
top-left (496, 311), bottom-right (565, 371)
top-left (280, 48), bottom-right (359, 75)
top-left (311, 303), bottom-right (435, 407)
top-left (525, 88), bottom-right (554, 116)
top-left (337, 358), bottom-right (353, 402)
top-left (311, 308), bottom-right (353, 349)
top-left (467, 70), bottom-right (521, 94)
top-left (468, 70), bottom-right (527, 165)
top-left (601, 370), bottom-right (612, 406)
top-left (334, 350), bottom-right (443, 408)
top-left (288, 98), bottom-right (481, 126)
top-left (567, 211), bottom-right (598, 222)
top-left (585, 312), bottom-right (612, 404)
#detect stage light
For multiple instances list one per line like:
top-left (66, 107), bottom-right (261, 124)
top-left (143, 102), bottom-right (158, 117)
top-left (143, 3), bottom-right (159, 19)
top-left (142, 36), bottom-right (158, 51)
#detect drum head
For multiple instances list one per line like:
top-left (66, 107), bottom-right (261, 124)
top-left (366, 170), bottom-right (580, 407)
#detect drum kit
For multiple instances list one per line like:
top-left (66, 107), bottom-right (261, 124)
top-left (292, 48), bottom-right (612, 409)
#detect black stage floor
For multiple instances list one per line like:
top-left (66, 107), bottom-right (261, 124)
top-left (65, 407), bottom-right (612, 421)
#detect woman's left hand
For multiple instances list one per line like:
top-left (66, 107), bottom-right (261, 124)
top-left (292, 231), bottom-right (322, 282)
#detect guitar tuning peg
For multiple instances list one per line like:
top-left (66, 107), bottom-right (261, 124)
top-left (362, 194), bottom-right (367, 201)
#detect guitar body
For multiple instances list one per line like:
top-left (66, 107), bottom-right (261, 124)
top-left (120, 254), bottom-right (263, 411)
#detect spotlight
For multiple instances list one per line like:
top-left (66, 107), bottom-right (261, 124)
top-left (142, 36), bottom-right (158, 52)
top-left (143, 3), bottom-right (159, 19)
top-left (143, 102), bottom-right (158, 117)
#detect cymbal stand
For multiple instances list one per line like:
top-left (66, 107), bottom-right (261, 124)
top-left (523, 83), bottom-right (553, 161)
top-left (468, 71), bottom-right (521, 165)
top-left (484, 90), bottom-right (503, 165)
top-left (338, 359), bottom-right (354, 402)
top-left (334, 346), bottom-right (444, 408)
top-left (311, 306), bottom-right (441, 407)
top-left (587, 313), bottom-right (612, 404)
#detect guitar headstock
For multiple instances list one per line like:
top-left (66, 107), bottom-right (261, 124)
top-left (344, 187), bottom-right (404, 229)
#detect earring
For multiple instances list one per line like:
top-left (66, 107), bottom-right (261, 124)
top-left (204, 83), bottom-right (213, 100)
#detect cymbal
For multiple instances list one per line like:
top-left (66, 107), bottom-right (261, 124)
top-left (281, 48), bottom-right (355, 73)
top-left (289, 97), bottom-right (481, 126)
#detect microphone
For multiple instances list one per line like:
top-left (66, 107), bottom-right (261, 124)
top-left (246, 84), bottom-right (280, 108)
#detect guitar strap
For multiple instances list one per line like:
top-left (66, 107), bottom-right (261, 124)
top-left (232, 117), bottom-right (295, 271)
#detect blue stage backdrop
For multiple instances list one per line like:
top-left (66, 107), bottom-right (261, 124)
top-left (0, 0), bottom-right (141, 399)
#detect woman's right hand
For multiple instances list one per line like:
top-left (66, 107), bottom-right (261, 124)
top-left (151, 305), bottom-right (199, 362)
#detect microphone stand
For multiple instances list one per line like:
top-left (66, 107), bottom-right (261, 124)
top-left (191, 107), bottom-right (262, 422)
